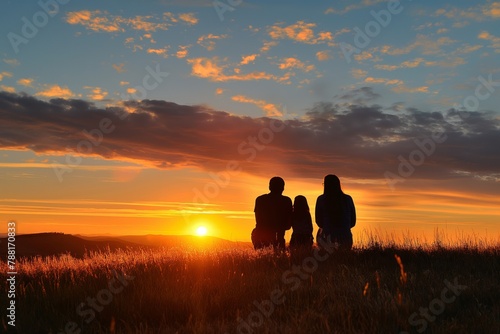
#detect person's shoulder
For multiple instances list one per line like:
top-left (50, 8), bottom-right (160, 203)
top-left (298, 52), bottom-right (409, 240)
top-left (255, 193), bottom-right (269, 202)
top-left (344, 194), bottom-right (354, 203)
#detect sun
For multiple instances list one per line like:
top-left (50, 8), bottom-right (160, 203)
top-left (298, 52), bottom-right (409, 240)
top-left (195, 226), bottom-right (208, 237)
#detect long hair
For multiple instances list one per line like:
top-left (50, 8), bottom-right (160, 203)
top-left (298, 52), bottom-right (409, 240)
top-left (323, 174), bottom-right (345, 226)
top-left (293, 195), bottom-right (309, 217)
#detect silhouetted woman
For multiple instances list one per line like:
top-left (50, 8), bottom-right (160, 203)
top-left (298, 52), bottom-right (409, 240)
top-left (290, 195), bottom-right (313, 249)
top-left (315, 175), bottom-right (356, 250)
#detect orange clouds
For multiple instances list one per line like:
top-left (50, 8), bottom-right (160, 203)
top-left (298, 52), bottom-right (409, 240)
top-left (268, 21), bottom-right (334, 45)
top-left (17, 78), bottom-right (34, 87)
top-left (66, 10), bottom-right (124, 32)
top-left (231, 95), bottom-right (283, 117)
top-left (379, 35), bottom-right (455, 56)
top-left (240, 54), bottom-right (258, 65)
top-left (0, 72), bottom-right (13, 81)
top-left (178, 13), bottom-right (198, 25)
top-left (35, 85), bottom-right (74, 98)
top-left (364, 77), bottom-right (429, 93)
top-left (278, 57), bottom-right (315, 72)
top-left (113, 63), bottom-right (126, 73)
top-left (316, 50), bottom-right (331, 61)
top-left (147, 47), bottom-right (169, 58)
top-left (65, 10), bottom-right (198, 33)
top-left (187, 57), bottom-right (277, 82)
top-left (478, 31), bottom-right (500, 52)
top-left (84, 86), bottom-right (108, 101)
top-left (197, 34), bottom-right (228, 51)
top-left (176, 45), bottom-right (190, 59)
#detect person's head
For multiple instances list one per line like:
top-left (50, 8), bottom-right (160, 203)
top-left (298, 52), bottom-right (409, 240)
top-left (269, 176), bottom-right (285, 194)
top-left (293, 195), bottom-right (309, 213)
top-left (323, 174), bottom-right (343, 196)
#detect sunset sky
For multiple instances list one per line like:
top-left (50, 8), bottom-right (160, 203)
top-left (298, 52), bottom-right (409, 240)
top-left (0, 0), bottom-right (499, 243)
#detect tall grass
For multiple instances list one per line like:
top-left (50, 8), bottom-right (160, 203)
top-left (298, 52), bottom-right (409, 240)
top-left (1, 234), bottom-right (499, 333)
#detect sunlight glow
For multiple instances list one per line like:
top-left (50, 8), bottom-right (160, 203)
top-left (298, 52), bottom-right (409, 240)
top-left (195, 226), bottom-right (208, 236)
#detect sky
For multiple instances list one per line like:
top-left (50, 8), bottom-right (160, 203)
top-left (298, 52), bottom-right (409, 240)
top-left (0, 0), bottom-right (499, 244)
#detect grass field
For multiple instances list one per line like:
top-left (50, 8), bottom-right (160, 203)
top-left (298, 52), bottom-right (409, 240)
top-left (1, 235), bottom-right (499, 334)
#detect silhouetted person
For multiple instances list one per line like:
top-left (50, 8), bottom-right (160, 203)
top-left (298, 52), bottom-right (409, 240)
top-left (290, 195), bottom-right (313, 250)
top-left (252, 176), bottom-right (292, 250)
top-left (315, 174), bottom-right (356, 250)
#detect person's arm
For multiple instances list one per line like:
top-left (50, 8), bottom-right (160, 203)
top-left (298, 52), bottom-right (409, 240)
top-left (306, 213), bottom-right (313, 234)
top-left (254, 197), bottom-right (262, 228)
top-left (315, 196), bottom-right (323, 228)
top-left (348, 196), bottom-right (356, 228)
top-left (285, 197), bottom-right (293, 230)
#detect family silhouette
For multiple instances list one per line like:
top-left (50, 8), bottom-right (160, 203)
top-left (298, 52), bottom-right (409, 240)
top-left (252, 175), bottom-right (356, 250)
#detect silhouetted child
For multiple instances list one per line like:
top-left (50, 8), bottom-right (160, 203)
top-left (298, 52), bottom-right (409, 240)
top-left (290, 195), bottom-right (313, 250)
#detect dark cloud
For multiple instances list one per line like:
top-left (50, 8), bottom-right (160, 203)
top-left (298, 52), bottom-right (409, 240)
top-left (336, 87), bottom-right (380, 104)
top-left (0, 91), bottom-right (498, 180)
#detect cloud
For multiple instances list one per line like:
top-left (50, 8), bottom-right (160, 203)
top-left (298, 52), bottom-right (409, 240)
top-left (316, 50), bottom-right (332, 61)
top-left (268, 21), bottom-right (338, 45)
top-left (84, 86), bottom-right (108, 101)
top-left (379, 35), bottom-right (455, 56)
top-left (3, 58), bottom-right (20, 66)
top-left (478, 31), bottom-right (500, 53)
top-left (187, 57), bottom-right (278, 82)
top-left (231, 95), bottom-right (283, 117)
top-left (0, 72), bottom-right (13, 81)
top-left (17, 78), bottom-right (34, 87)
top-left (65, 10), bottom-right (196, 33)
top-left (260, 40), bottom-right (278, 53)
top-left (113, 63), bottom-right (126, 73)
top-left (365, 77), bottom-right (403, 86)
top-left (337, 87), bottom-right (380, 104)
top-left (278, 57), bottom-right (315, 72)
top-left (484, 2), bottom-right (500, 18)
top-left (1, 92), bottom-right (498, 182)
top-left (66, 10), bottom-right (124, 32)
top-left (375, 58), bottom-right (426, 71)
top-left (215, 88), bottom-right (224, 95)
top-left (176, 45), bottom-right (191, 58)
top-left (197, 34), bottom-right (228, 51)
top-left (0, 86), bottom-right (15, 93)
top-left (364, 77), bottom-right (429, 94)
top-left (433, 2), bottom-right (500, 23)
top-left (178, 13), bottom-right (198, 25)
top-left (391, 85), bottom-right (429, 94)
top-left (147, 47), bottom-right (169, 58)
top-left (351, 69), bottom-right (368, 79)
top-left (325, 0), bottom-right (387, 15)
top-left (34, 85), bottom-right (74, 98)
top-left (240, 54), bottom-right (259, 65)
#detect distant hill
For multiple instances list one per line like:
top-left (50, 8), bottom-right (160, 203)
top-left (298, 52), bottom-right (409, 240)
top-left (0, 233), bottom-right (252, 259)
top-left (115, 234), bottom-right (251, 250)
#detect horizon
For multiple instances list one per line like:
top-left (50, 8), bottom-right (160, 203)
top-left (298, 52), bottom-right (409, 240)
top-left (0, 0), bottom-right (499, 244)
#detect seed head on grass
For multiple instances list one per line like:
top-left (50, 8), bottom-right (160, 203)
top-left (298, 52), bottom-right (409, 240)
top-left (394, 254), bottom-right (407, 285)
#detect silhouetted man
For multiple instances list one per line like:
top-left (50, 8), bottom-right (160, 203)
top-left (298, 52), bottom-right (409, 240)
top-left (252, 176), bottom-right (292, 250)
